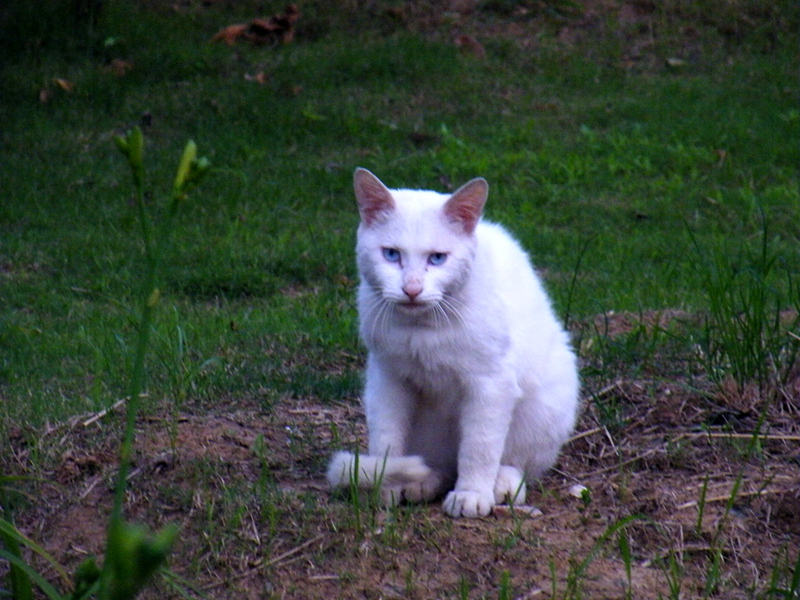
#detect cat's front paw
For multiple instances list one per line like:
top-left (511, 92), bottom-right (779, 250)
top-left (443, 489), bottom-right (495, 518)
top-left (494, 465), bottom-right (526, 505)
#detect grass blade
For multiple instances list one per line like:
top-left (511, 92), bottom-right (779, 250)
top-left (695, 477), bottom-right (709, 536)
top-left (0, 520), bottom-right (70, 588)
top-left (0, 549), bottom-right (62, 600)
top-left (618, 528), bottom-right (633, 600)
top-left (0, 524), bottom-right (33, 600)
top-left (789, 547), bottom-right (800, 597)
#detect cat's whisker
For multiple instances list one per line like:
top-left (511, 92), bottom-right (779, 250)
top-left (363, 292), bottom-right (392, 346)
top-left (439, 295), bottom-right (468, 330)
top-left (441, 292), bottom-right (469, 313)
top-left (378, 299), bottom-right (392, 340)
top-left (430, 302), bottom-right (445, 329)
top-left (441, 304), bottom-right (451, 329)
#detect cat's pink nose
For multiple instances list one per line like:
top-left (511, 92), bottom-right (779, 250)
top-left (403, 283), bottom-right (422, 301)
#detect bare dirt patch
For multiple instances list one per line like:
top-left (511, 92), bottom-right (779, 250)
top-left (5, 311), bottom-right (799, 599)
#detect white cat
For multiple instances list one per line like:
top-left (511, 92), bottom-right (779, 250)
top-left (327, 168), bottom-right (580, 518)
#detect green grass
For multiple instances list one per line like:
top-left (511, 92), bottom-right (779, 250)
top-left (2, 0), bottom-right (797, 429)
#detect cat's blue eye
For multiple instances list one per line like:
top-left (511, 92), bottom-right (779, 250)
top-left (382, 248), bottom-right (401, 263)
top-left (428, 252), bottom-right (447, 266)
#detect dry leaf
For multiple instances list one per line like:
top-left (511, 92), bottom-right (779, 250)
top-left (245, 5), bottom-right (300, 45)
top-left (449, 0), bottom-right (478, 15)
top-left (211, 5), bottom-right (300, 46)
top-left (53, 78), bottom-right (75, 92)
top-left (454, 34), bottom-right (485, 59)
top-left (211, 23), bottom-right (247, 45)
top-left (272, 4), bottom-right (300, 43)
top-left (106, 59), bottom-right (134, 76)
top-left (244, 18), bottom-right (279, 44)
top-left (39, 88), bottom-right (53, 103)
top-left (244, 71), bottom-right (268, 84)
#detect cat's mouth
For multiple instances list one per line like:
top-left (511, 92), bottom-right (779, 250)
top-left (396, 300), bottom-right (429, 312)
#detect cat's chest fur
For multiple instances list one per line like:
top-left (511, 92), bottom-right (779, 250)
top-left (371, 314), bottom-right (499, 398)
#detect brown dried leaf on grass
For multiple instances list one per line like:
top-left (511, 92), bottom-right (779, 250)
top-left (211, 23), bottom-right (248, 45)
top-left (211, 4), bottom-right (300, 46)
top-left (244, 72), bottom-right (269, 85)
top-left (105, 59), bottom-right (135, 76)
top-left (39, 78), bottom-right (75, 103)
top-left (53, 78), bottom-right (74, 92)
top-left (455, 34), bottom-right (486, 58)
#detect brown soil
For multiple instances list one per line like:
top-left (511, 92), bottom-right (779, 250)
top-left (5, 311), bottom-right (800, 599)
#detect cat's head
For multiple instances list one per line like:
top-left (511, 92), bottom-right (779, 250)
top-left (353, 168), bottom-right (488, 317)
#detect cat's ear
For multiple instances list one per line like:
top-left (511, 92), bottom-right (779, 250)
top-left (444, 177), bottom-right (488, 234)
top-left (354, 168), bottom-right (395, 226)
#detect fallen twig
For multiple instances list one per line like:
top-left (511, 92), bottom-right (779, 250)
top-left (265, 535), bottom-right (325, 567)
top-left (568, 426), bottom-right (603, 443)
top-left (581, 447), bottom-right (659, 479)
top-left (676, 486), bottom-right (785, 510)
top-left (678, 431), bottom-right (800, 443)
top-left (83, 396), bottom-right (137, 427)
top-left (591, 380), bottom-right (623, 400)
top-left (641, 544), bottom-right (719, 567)
top-left (202, 534), bottom-right (326, 591)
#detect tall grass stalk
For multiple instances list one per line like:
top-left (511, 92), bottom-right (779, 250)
top-left (345, 449), bottom-right (389, 540)
top-left (560, 515), bottom-right (641, 599)
top-left (101, 127), bottom-right (210, 599)
top-left (497, 569), bottom-right (512, 600)
top-left (618, 528), bottom-right (633, 600)
top-left (691, 217), bottom-right (800, 395)
top-left (778, 546), bottom-right (800, 597)
top-left (657, 550), bottom-right (684, 600)
top-left (702, 417), bottom-right (770, 598)
top-left (695, 476), bottom-right (709, 536)
top-left (0, 128), bottom-right (210, 600)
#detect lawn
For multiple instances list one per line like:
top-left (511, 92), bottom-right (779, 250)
top-left (1, 0), bottom-right (799, 598)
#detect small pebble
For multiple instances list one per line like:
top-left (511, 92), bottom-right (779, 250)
top-left (568, 484), bottom-right (588, 498)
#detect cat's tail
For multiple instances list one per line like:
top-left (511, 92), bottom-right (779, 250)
top-left (326, 451), bottom-right (431, 489)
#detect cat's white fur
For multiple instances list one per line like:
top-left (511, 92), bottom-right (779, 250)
top-left (327, 168), bottom-right (580, 518)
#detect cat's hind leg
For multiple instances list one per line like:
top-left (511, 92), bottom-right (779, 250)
top-left (326, 451), bottom-right (430, 490)
top-left (381, 469), bottom-right (448, 506)
top-left (494, 465), bottom-right (526, 505)
top-left (326, 452), bottom-right (447, 507)
top-left (399, 469), bottom-right (448, 503)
